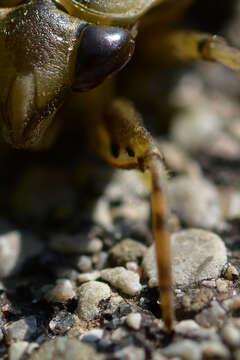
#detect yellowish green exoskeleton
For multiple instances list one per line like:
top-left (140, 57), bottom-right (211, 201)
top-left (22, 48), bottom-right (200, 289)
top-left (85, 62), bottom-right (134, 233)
top-left (1, 0), bottom-right (240, 332)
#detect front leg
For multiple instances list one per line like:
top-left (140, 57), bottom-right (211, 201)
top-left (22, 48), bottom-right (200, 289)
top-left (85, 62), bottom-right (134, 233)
top-left (83, 90), bottom-right (174, 332)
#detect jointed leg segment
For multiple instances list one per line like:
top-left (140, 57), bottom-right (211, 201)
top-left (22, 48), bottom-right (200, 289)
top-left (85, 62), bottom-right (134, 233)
top-left (142, 29), bottom-right (240, 72)
top-left (85, 95), bottom-right (174, 332)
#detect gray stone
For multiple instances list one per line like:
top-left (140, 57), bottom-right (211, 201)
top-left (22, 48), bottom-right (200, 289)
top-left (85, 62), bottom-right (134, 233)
top-left (100, 267), bottom-right (142, 296)
top-left (79, 329), bottom-right (104, 342)
top-left (195, 301), bottom-right (226, 328)
top-left (77, 281), bottom-right (111, 321)
top-left (168, 176), bottom-right (221, 229)
top-left (4, 316), bottom-right (37, 344)
top-left (109, 239), bottom-right (147, 266)
top-left (49, 234), bottom-right (102, 255)
top-left (104, 295), bottom-right (125, 315)
top-left (45, 279), bottom-right (76, 303)
top-left (162, 340), bottom-right (201, 360)
top-left (143, 229), bottom-right (227, 287)
top-left (170, 107), bottom-right (223, 152)
top-left (0, 231), bottom-right (43, 278)
top-left (29, 337), bottom-right (104, 360)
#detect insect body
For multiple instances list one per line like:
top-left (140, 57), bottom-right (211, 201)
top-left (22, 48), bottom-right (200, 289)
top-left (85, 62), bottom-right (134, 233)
top-left (1, 0), bottom-right (240, 332)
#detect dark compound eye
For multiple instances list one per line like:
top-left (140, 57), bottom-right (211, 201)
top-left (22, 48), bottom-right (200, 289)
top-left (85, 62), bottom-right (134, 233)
top-left (72, 26), bottom-right (135, 92)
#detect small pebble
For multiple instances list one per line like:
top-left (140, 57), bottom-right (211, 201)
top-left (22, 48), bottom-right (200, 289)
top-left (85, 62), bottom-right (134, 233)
top-left (49, 234), bottom-right (102, 255)
top-left (168, 176), bottom-right (221, 229)
top-left (113, 345), bottom-right (145, 360)
top-left (195, 301), bottom-right (226, 328)
top-left (152, 352), bottom-right (168, 360)
top-left (182, 288), bottom-right (213, 312)
top-left (4, 316), bottom-right (37, 344)
top-left (226, 190), bottom-right (240, 220)
top-left (170, 107), bottom-right (223, 152)
top-left (158, 140), bottom-right (201, 177)
top-left (126, 313), bottom-right (142, 330)
top-left (201, 280), bottom-right (216, 288)
top-left (29, 337), bottom-right (104, 360)
top-left (222, 295), bottom-right (240, 312)
top-left (175, 320), bottom-right (200, 334)
top-left (216, 278), bottom-right (232, 293)
top-left (207, 133), bottom-right (240, 160)
top-left (224, 264), bottom-right (239, 280)
top-left (0, 231), bottom-right (43, 277)
top-left (49, 311), bottom-right (75, 334)
top-left (92, 251), bottom-right (108, 270)
top-left (126, 261), bottom-right (139, 273)
top-left (104, 295), bottom-right (125, 315)
top-left (100, 267), bottom-right (142, 296)
top-left (201, 341), bottom-right (230, 358)
top-left (162, 340), bottom-right (201, 360)
top-left (143, 229), bottom-right (227, 287)
top-left (109, 239), bottom-right (147, 266)
top-left (45, 279), bottom-right (76, 303)
top-left (111, 327), bottom-right (128, 341)
top-left (79, 329), bottom-right (104, 342)
top-left (77, 271), bottom-right (101, 283)
top-left (77, 281), bottom-right (111, 321)
top-left (221, 323), bottom-right (240, 347)
top-left (76, 255), bottom-right (92, 272)
top-left (9, 341), bottom-right (29, 360)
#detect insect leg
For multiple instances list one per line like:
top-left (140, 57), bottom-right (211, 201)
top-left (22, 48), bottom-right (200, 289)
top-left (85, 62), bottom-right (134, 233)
top-left (82, 89), bottom-right (174, 332)
top-left (142, 29), bottom-right (240, 72)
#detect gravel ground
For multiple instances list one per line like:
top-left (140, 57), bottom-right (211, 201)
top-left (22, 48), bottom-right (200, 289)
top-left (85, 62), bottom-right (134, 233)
top-left (1, 2), bottom-right (240, 360)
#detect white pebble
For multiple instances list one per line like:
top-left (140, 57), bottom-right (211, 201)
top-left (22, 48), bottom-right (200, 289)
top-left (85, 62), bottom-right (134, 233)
top-left (201, 341), bottom-right (230, 358)
top-left (162, 340), bottom-right (201, 360)
top-left (77, 271), bottom-right (101, 283)
top-left (221, 323), bottom-right (240, 347)
top-left (170, 108), bottom-right (223, 152)
top-left (4, 316), bottom-right (37, 344)
top-left (175, 320), bottom-right (200, 334)
top-left (9, 341), bottom-right (29, 360)
top-left (77, 281), bottom-right (111, 321)
top-left (45, 279), bottom-right (76, 303)
top-left (216, 278), bottom-right (232, 293)
top-left (113, 346), bottom-right (145, 360)
top-left (168, 176), bottom-right (221, 229)
top-left (126, 313), bottom-right (142, 330)
top-left (100, 267), bottom-right (142, 296)
top-left (222, 295), bottom-right (240, 312)
top-left (143, 229), bottom-right (227, 287)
